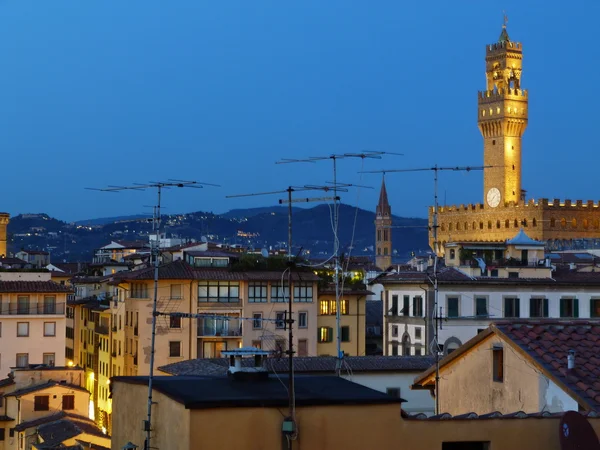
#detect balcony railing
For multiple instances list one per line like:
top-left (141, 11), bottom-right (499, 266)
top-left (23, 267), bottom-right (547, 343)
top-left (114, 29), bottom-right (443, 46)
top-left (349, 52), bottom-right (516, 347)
top-left (95, 324), bottom-right (109, 335)
top-left (0, 303), bottom-right (66, 316)
top-left (197, 317), bottom-right (242, 337)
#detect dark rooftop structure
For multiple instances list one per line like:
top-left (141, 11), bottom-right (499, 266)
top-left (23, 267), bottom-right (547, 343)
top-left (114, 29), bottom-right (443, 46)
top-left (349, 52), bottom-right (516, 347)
top-left (113, 374), bottom-right (405, 409)
top-left (159, 355), bottom-right (434, 377)
top-left (0, 281), bottom-right (73, 293)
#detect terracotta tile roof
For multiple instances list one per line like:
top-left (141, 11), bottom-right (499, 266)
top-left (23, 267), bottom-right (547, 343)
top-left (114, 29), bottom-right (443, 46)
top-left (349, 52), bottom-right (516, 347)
top-left (120, 260), bottom-right (197, 280)
top-left (14, 412), bottom-right (92, 432)
top-left (37, 417), bottom-right (107, 446)
top-left (244, 271), bottom-right (319, 282)
top-left (0, 377), bottom-right (15, 388)
top-left (404, 410), bottom-right (599, 420)
top-left (0, 281), bottom-right (73, 293)
top-left (193, 269), bottom-right (246, 281)
top-left (495, 320), bottom-right (600, 411)
top-left (379, 267), bottom-right (473, 284)
top-left (5, 380), bottom-right (89, 398)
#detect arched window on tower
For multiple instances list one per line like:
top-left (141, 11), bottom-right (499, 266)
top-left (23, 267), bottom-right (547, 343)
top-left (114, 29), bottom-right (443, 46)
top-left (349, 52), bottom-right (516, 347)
top-left (496, 220), bottom-right (501, 229)
top-left (532, 218), bottom-right (537, 227)
top-left (522, 219), bottom-right (528, 227)
top-left (377, 229), bottom-right (381, 242)
top-left (584, 219), bottom-right (589, 229)
top-left (572, 218), bottom-right (577, 229)
top-left (384, 230), bottom-right (388, 241)
top-left (561, 218), bottom-right (567, 229)
top-left (505, 219), bottom-right (510, 228)
top-left (479, 222), bottom-right (484, 230)
top-left (472, 221), bottom-right (476, 230)
top-left (594, 219), bottom-right (599, 229)
top-left (441, 223), bottom-right (446, 232)
top-left (464, 222), bottom-right (468, 231)
top-left (456, 222), bottom-right (460, 231)
top-left (514, 219), bottom-right (518, 228)
top-left (487, 221), bottom-right (492, 229)
top-left (449, 223), bottom-right (453, 232)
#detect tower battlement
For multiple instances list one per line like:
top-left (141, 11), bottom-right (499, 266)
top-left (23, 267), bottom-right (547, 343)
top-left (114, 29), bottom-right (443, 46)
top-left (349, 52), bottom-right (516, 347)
top-left (478, 89), bottom-right (528, 104)
top-left (430, 199), bottom-right (600, 214)
top-left (486, 41), bottom-right (522, 54)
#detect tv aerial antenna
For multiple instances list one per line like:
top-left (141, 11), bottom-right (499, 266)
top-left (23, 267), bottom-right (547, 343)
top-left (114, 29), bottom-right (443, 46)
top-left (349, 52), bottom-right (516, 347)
top-left (87, 179), bottom-right (219, 450)
top-left (359, 164), bottom-right (493, 415)
top-left (277, 151), bottom-right (402, 376)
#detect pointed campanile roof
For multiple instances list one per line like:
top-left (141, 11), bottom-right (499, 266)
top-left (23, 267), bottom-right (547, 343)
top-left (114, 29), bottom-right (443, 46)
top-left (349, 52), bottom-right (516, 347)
top-left (376, 178), bottom-right (391, 217)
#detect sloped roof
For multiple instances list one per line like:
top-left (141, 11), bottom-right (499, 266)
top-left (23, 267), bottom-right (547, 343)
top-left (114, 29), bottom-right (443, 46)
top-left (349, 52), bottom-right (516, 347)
top-left (37, 417), bottom-right (107, 447)
top-left (376, 178), bottom-right (391, 216)
top-left (14, 412), bottom-right (92, 432)
top-left (159, 355), bottom-right (435, 377)
top-left (506, 229), bottom-right (544, 246)
top-left (495, 321), bottom-right (600, 411)
top-left (0, 281), bottom-right (73, 293)
top-left (5, 380), bottom-right (89, 398)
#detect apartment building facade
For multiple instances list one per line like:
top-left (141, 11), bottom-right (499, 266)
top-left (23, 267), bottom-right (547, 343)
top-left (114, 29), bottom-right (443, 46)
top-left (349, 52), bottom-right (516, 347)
top-left (380, 232), bottom-right (600, 356)
top-left (0, 272), bottom-right (73, 377)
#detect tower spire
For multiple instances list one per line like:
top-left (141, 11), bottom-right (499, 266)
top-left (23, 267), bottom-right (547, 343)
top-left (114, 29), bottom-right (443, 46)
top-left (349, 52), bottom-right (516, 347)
top-left (499, 12), bottom-right (510, 43)
top-left (376, 177), bottom-right (391, 217)
top-left (375, 176), bottom-right (392, 270)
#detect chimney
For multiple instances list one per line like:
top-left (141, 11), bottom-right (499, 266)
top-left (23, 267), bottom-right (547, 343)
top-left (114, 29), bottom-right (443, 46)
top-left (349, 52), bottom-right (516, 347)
top-left (568, 350), bottom-right (576, 370)
top-left (222, 347), bottom-right (270, 381)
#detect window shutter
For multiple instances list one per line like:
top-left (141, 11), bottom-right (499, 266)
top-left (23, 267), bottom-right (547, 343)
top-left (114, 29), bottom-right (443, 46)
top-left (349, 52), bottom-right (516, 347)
top-left (529, 298), bottom-right (535, 317)
top-left (559, 299), bottom-right (565, 317)
top-left (515, 299), bottom-right (520, 318)
top-left (543, 299), bottom-right (549, 318)
top-left (328, 327), bottom-right (334, 342)
top-left (574, 299), bottom-right (579, 318)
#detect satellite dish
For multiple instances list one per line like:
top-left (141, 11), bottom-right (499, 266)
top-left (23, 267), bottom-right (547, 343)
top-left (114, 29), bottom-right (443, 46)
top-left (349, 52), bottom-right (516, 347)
top-left (201, 236), bottom-right (208, 243)
top-left (260, 248), bottom-right (269, 258)
top-left (559, 411), bottom-right (600, 450)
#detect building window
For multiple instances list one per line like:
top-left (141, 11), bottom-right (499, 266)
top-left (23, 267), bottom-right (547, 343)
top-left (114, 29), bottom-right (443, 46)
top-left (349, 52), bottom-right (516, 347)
top-left (169, 341), bottom-right (181, 357)
top-left (529, 298), bottom-right (548, 318)
top-left (251, 340), bottom-right (262, 349)
top-left (389, 295), bottom-right (398, 315)
top-left (402, 334), bottom-right (411, 355)
top-left (17, 296), bottom-right (30, 314)
top-left (319, 299), bottom-right (330, 315)
top-left (415, 327), bottom-right (422, 340)
top-left (44, 322), bottom-right (56, 337)
top-left (275, 312), bottom-right (286, 329)
top-left (386, 388), bottom-right (401, 398)
top-left (449, 249), bottom-right (455, 259)
top-left (402, 296), bottom-right (410, 316)
top-left (392, 325), bottom-right (398, 338)
top-left (43, 296), bottom-right (56, 314)
top-left (34, 395), bottom-right (50, 411)
top-left (318, 327), bottom-right (333, 343)
top-left (591, 299), bottom-right (600, 318)
top-left (321, 299), bottom-right (349, 315)
top-left (0, 428), bottom-right (4, 441)
top-left (341, 326), bottom-right (350, 342)
top-left (492, 347), bottom-right (504, 382)
top-left (170, 284), bottom-right (182, 300)
top-left (43, 353), bottom-right (55, 366)
top-left (252, 313), bottom-right (263, 330)
top-left (475, 297), bottom-right (488, 317)
top-left (270, 282), bottom-right (289, 303)
top-left (391, 343), bottom-right (398, 356)
top-left (504, 298), bottom-right (520, 318)
top-left (169, 316), bottom-right (181, 329)
top-left (248, 282), bottom-right (268, 303)
top-left (560, 298), bottom-right (579, 318)
top-left (298, 311), bottom-right (308, 328)
top-left (412, 296), bottom-right (423, 317)
top-left (414, 347), bottom-right (422, 356)
top-left (62, 395), bottom-right (75, 410)
top-left (198, 281), bottom-right (240, 303)
top-left (130, 283), bottom-right (149, 299)
top-left (17, 322), bottom-right (29, 337)
top-left (334, 299), bottom-right (349, 315)
top-left (293, 282), bottom-right (313, 302)
top-left (16, 353), bottom-right (28, 367)
top-left (297, 339), bottom-right (308, 356)
top-left (447, 297), bottom-right (459, 318)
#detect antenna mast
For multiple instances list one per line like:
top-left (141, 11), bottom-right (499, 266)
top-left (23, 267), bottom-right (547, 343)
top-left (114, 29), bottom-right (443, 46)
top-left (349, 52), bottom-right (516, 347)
top-left (87, 179), bottom-right (218, 450)
top-left (278, 151), bottom-right (401, 375)
top-left (360, 164), bottom-right (492, 414)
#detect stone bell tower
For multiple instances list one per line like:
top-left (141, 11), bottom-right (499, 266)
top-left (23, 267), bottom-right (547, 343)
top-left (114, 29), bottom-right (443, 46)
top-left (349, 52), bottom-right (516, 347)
top-left (0, 213), bottom-right (9, 257)
top-left (375, 178), bottom-right (392, 269)
top-left (478, 23), bottom-right (528, 208)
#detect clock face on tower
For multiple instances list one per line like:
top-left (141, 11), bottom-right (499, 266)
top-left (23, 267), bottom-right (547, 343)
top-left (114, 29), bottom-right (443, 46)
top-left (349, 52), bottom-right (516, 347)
top-left (487, 188), bottom-right (501, 208)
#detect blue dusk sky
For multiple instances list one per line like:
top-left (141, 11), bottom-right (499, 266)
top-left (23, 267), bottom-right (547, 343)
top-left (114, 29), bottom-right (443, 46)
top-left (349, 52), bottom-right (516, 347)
top-left (0, 1), bottom-right (597, 222)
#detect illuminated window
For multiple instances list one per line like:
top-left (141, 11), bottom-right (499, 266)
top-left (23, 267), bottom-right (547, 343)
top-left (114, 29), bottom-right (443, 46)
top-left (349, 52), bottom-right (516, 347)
top-left (318, 327), bottom-right (333, 343)
top-left (595, 219), bottom-right (600, 229)
top-left (248, 282), bottom-right (268, 303)
top-left (482, 109), bottom-right (486, 116)
top-left (572, 218), bottom-right (577, 228)
top-left (561, 218), bottom-right (566, 228)
top-left (584, 219), bottom-right (589, 229)
top-left (496, 107), bottom-right (501, 114)
top-left (319, 300), bottom-right (330, 315)
top-left (489, 108), bottom-right (493, 115)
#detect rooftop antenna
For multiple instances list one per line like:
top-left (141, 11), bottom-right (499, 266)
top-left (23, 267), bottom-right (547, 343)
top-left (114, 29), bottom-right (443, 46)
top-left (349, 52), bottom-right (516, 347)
top-left (278, 151), bottom-right (402, 376)
top-left (87, 179), bottom-right (219, 450)
top-left (227, 184), bottom-right (342, 448)
top-left (359, 164), bottom-right (493, 415)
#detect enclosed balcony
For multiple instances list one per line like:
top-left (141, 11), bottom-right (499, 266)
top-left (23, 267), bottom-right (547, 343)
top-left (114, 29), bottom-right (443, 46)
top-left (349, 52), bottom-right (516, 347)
top-left (197, 316), bottom-right (242, 337)
top-left (0, 301), bottom-right (65, 316)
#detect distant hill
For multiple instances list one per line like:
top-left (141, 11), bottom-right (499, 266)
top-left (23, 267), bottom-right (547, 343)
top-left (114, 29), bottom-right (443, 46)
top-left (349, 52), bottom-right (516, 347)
top-left (6, 205), bottom-right (429, 262)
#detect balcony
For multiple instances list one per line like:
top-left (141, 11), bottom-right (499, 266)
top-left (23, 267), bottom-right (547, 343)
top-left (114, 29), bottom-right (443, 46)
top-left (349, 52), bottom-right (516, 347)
top-left (197, 317), bottom-right (242, 337)
top-left (95, 324), bottom-right (109, 335)
top-left (0, 303), bottom-right (66, 316)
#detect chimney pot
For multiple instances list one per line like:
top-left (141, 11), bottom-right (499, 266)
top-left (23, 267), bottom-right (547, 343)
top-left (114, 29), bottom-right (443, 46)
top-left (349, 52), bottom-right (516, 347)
top-left (568, 349), bottom-right (576, 370)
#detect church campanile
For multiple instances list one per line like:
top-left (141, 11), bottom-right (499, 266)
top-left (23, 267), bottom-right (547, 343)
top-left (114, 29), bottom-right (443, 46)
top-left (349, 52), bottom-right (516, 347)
top-left (375, 178), bottom-right (392, 269)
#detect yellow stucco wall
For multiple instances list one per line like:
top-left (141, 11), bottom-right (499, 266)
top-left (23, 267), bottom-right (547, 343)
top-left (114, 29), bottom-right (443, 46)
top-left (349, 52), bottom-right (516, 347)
top-left (111, 381), bottom-right (600, 450)
top-left (317, 294), bottom-right (366, 356)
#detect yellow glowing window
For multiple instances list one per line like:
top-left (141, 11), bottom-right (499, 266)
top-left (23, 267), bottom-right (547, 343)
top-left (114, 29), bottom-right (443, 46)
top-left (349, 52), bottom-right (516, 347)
top-left (319, 300), bottom-right (330, 315)
top-left (482, 110), bottom-right (486, 117)
top-left (496, 107), bottom-right (501, 114)
top-left (318, 327), bottom-right (333, 343)
top-left (561, 218), bottom-right (567, 228)
top-left (489, 108), bottom-right (493, 115)
top-left (572, 218), bottom-right (577, 228)
top-left (584, 219), bottom-right (589, 229)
